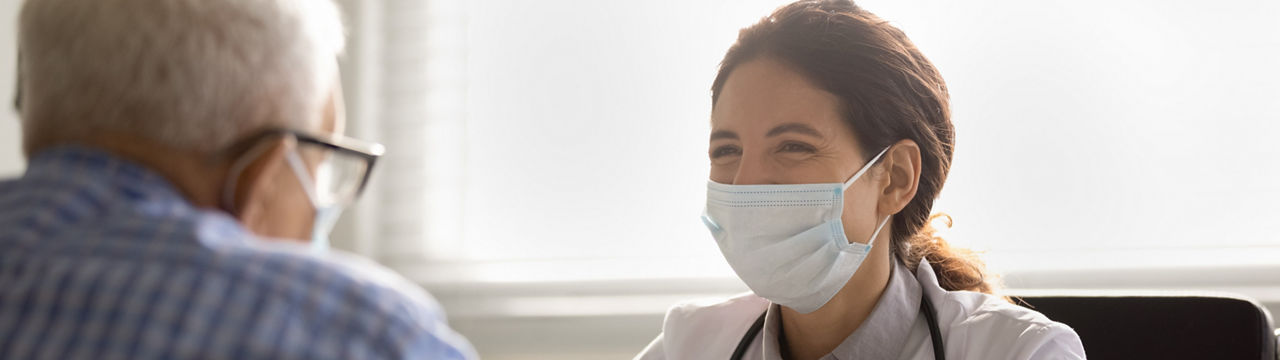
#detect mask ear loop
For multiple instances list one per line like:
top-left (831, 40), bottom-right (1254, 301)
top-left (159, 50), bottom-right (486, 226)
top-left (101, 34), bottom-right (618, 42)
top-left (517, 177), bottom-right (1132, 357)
top-left (865, 215), bottom-right (892, 247)
top-left (842, 146), bottom-right (893, 189)
top-left (283, 142), bottom-right (325, 209)
top-left (221, 139), bottom-right (280, 213)
top-left (847, 146), bottom-right (893, 246)
top-left (284, 141), bottom-right (343, 251)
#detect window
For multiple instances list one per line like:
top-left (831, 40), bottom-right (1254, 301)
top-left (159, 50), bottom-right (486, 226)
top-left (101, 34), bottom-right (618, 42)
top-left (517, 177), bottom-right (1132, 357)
top-left (0, 0), bottom-right (19, 176)
top-left (342, 0), bottom-right (1280, 286)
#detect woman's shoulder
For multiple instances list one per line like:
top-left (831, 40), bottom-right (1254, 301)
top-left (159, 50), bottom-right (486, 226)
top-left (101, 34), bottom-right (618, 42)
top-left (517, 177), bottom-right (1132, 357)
top-left (666, 291), bottom-right (769, 320)
top-left (646, 292), bottom-right (769, 359)
top-left (913, 260), bottom-right (1085, 359)
top-left (935, 290), bottom-right (1086, 359)
top-left (663, 291), bottom-right (768, 335)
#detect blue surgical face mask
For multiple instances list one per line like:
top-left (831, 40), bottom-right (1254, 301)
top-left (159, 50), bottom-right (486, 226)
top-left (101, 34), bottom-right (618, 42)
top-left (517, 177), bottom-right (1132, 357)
top-left (702, 147), bottom-right (892, 313)
top-left (283, 147), bottom-right (344, 253)
top-left (308, 205), bottom-right (343, 252)
top-left (221, 136), bottom-right (348, 253)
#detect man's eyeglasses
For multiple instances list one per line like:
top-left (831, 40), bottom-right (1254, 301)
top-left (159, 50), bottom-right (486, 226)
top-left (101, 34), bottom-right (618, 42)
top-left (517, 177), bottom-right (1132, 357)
top-left (286, 130), bottom-right (385, 208)
top-left (226, 129), bottom-right (385, 210)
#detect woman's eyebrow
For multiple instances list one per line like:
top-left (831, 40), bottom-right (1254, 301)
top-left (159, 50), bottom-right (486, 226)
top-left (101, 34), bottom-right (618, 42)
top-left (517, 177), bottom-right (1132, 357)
top-left (710, 130), bottom-right (739, 141)
top-left (766, 123), bottom-right (824, 139)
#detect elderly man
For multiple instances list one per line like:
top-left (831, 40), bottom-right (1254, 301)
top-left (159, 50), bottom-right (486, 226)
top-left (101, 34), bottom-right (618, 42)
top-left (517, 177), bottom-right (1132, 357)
top-left (0, 0), bottom-right (475, 358)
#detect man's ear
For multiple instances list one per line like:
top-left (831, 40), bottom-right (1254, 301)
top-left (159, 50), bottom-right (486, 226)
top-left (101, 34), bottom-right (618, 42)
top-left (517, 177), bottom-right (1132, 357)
top-left (228, 136), bottom-right (294, 222)
top-left (877, 139), bottom-right (923, 216)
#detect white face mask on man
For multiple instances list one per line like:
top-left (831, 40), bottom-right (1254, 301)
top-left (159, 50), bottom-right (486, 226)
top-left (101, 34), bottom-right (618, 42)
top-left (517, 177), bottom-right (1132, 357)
top-left (221, 134), bottom-right (351, 253)
top-left (282, 148), bottom-right (344, 252)
top-left (702, 146), bottom-right (891, 313)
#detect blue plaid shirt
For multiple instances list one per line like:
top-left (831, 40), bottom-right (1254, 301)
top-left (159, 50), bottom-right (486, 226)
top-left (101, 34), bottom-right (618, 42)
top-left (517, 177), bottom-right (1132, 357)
top-left (0, 147), bottom-right (476, 359)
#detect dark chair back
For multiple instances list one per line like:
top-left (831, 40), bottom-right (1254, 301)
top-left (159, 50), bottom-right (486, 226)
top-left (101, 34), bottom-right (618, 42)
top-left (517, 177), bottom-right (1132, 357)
top-left (1013, 293), bottom-right (1276, 360)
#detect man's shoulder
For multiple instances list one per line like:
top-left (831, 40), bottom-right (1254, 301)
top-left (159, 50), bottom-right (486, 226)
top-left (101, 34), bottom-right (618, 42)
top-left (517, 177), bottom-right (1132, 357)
top-left (198, 239), bottom-right (476, 358)
top-left (212, 238), bottom-right (444, 319)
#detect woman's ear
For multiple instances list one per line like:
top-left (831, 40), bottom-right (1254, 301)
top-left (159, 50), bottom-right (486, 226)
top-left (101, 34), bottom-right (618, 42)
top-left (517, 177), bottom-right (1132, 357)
top-left (878, 139), bottom-right (922, 215)
top-left (227, 136), bottom-right (293, 223)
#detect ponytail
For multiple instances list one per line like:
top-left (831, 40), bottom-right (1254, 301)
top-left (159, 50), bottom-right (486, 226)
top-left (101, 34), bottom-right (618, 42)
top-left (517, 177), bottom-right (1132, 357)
top-left (898, 214), bottom-right (1001, 294)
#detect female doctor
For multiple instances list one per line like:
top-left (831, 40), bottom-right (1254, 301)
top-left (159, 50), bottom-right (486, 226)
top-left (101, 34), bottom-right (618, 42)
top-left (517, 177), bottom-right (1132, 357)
top-left (636, 1), bottom-right (1086, 359)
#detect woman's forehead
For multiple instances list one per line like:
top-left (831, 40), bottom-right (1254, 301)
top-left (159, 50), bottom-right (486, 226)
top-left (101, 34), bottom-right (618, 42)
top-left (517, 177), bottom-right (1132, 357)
top-left (711, 58), bottom-right (848, 138)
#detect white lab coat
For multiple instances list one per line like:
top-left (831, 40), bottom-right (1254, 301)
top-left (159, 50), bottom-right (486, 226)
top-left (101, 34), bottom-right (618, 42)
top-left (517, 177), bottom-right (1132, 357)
top-left (635, 259), bottom-right (1086, 360)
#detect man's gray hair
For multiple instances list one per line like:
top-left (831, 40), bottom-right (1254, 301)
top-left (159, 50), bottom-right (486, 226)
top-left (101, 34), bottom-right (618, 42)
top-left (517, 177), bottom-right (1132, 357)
top-left (19, 0), bottom-right (346, 153)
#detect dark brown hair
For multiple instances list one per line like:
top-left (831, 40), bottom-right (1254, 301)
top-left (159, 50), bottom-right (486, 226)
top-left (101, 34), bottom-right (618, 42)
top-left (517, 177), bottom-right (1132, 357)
top-left (712, 0), bottom-right (998, 294)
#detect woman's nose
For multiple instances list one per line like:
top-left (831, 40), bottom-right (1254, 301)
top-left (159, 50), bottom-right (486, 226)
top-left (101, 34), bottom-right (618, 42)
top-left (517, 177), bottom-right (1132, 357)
top-left (731, 153), bottom-right (773, 185)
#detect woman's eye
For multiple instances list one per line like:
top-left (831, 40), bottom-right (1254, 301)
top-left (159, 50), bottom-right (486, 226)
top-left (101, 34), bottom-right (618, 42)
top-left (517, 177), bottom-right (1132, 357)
top-left (778, 142), bottom-right (816, 153)
top-left (710, 146), bottom-right (741, 159)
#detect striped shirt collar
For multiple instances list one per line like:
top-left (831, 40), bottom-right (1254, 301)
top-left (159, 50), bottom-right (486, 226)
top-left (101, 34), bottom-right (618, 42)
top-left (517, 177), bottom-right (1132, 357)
top-left (19, 145), bottom-right (249, 246)
top-left (25, 145), bottom-right (188, 205)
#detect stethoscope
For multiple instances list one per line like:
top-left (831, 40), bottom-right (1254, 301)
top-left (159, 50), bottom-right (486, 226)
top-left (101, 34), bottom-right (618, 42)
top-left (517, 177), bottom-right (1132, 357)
top-left (730, 293), bottom-right (946, 360)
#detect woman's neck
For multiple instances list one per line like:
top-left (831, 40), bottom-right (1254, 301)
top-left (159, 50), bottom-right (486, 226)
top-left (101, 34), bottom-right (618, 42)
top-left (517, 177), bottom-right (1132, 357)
top-left (779, 250), bottom-right (893, 360)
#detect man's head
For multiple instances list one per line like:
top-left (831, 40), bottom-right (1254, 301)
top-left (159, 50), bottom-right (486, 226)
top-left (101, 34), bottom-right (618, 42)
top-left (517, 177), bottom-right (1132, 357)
top-left (19, 0), bottom-right (346, 153)
top-left (17, 0), bottom-right (358, 243)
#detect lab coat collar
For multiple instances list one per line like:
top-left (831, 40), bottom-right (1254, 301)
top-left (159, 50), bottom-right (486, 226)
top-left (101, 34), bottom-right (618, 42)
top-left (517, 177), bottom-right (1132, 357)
top-left (759, 257), bottom-right (924, 359)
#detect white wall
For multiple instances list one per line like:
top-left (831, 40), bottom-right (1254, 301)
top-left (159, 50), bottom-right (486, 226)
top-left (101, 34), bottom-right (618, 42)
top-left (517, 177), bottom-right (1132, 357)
top-left (0, 0), bottom-right (21, 177)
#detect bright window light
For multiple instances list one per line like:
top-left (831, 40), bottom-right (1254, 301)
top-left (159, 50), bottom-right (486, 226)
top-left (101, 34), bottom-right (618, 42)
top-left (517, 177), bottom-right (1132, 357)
top-left (391, 0), bottom-right (1280, 280)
